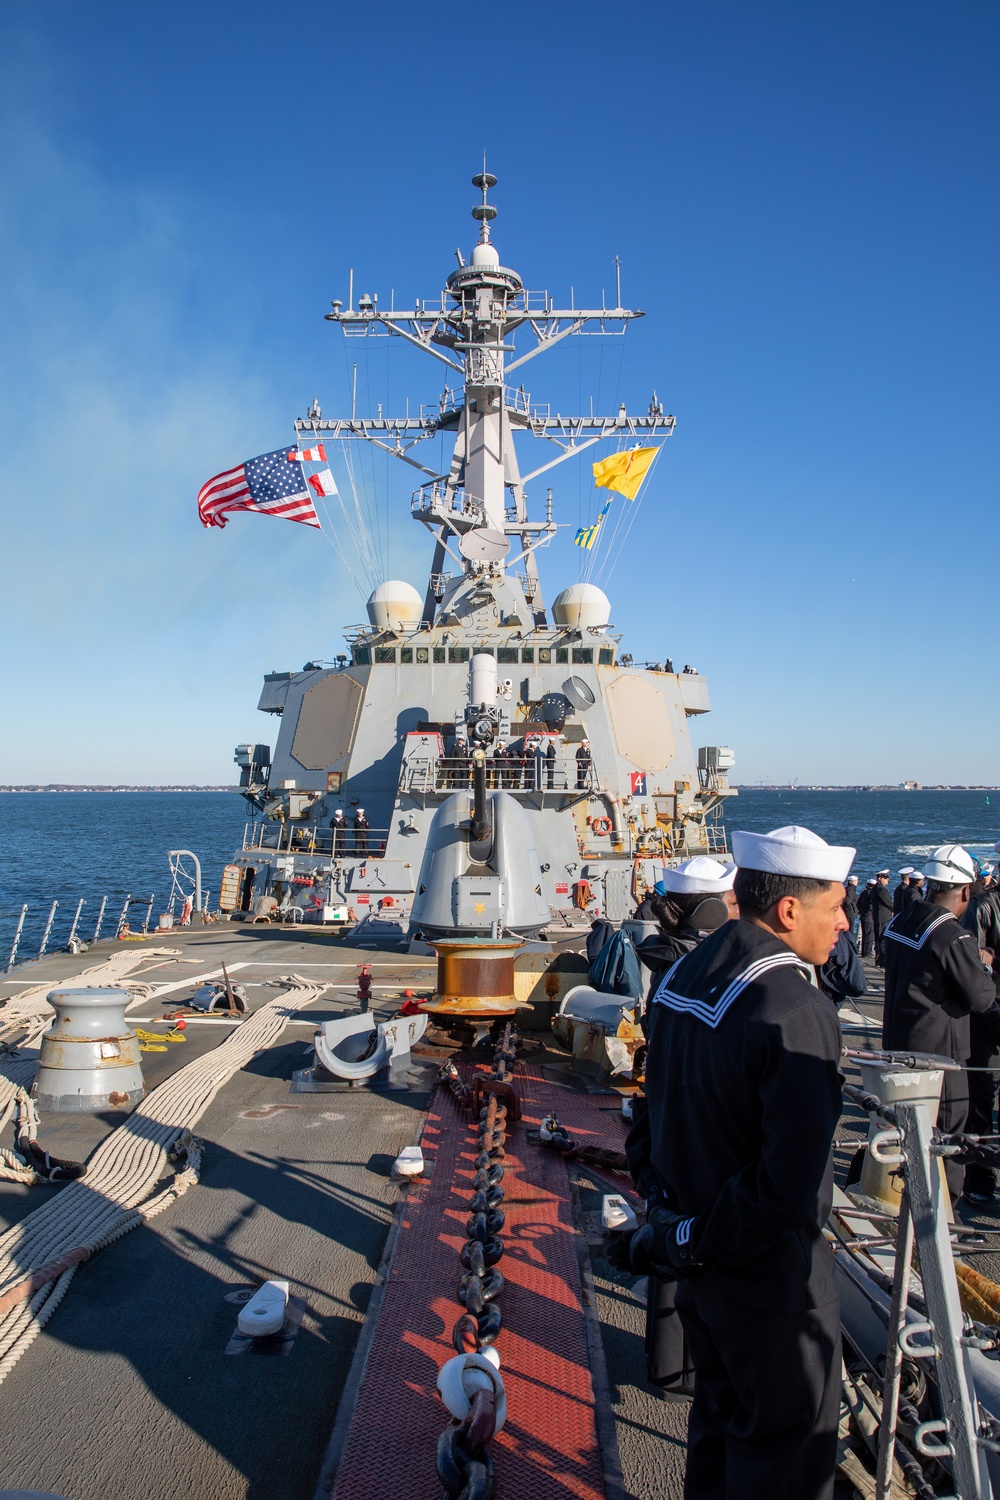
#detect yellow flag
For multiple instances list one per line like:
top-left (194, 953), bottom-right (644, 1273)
top-left (592, 446), bottom-right (658, 500)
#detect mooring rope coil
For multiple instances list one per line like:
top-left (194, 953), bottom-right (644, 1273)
top-left (435, 1025), bottom-right (519, 1500)
top-left (0, 974), bottom-right (325, 1386)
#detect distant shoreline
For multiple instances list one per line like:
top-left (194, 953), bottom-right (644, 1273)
top-left (0, 785), bottom-right (239, 793)
top-left (1, 783), bottom-right (996, 795)
top-left (733, 786), bottom-right (1000, 793)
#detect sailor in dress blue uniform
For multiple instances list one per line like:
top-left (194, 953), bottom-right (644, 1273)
top-left (628, 825), bottom-right (854, 1500)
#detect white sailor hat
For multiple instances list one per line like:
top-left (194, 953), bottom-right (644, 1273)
top-left (866, 878), bottom-right (877, 886)
top-left (898, 866), bottom-right (914, 877)
top-left (355, 807), bottom-right (364, 815)
top-left (877, 868), bottom-right (890, 878)
top-left (847, 875), bottom-right (859, 884)
top-left (923, 844), bottom-right (976, 886)
top-left (731, 825), bottom-right (855, 883)
top-left (657, 857), bottom-right (737, 894)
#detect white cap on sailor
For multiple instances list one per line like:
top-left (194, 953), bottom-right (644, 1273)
top-left (867, 878), bottom-right (877, 886)
top-left (356, 807), bottom-right (364, 815)
top-left (847, 875), bottom-right (859, 885)
top-left (923, 844), bottom-right (976, 886)
top-left (898, 866), bottom-right (914, 877)
top-left (658, 856), bottom-right (737, 894)
top-left (730, 825), bottom-right (856, 883)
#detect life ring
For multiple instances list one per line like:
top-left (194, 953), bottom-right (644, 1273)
top-left (591, 816), bottom-right (612, 837)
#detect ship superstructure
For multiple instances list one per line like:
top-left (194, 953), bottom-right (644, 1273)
top-left (226, 175), bottom-right (735, 933)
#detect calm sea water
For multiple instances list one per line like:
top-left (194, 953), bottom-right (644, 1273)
top-left (0, 788), bottom-right (996, 961)
top-left (0, 792), bottom-right (246, 958)
top-left (725, 789), bottom-right (999, 878)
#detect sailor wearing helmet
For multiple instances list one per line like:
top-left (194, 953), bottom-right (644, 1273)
top-left (883, 844), bottom-right (1000, 1199)
top-left (624, 825), bottom-right (853, 1500)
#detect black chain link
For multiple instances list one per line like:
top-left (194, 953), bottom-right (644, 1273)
top-left (436, 1023), bottom-right (519, 1500)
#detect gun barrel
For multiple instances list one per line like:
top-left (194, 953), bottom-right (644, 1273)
top-left (471, 751), bottom-right (489, 842)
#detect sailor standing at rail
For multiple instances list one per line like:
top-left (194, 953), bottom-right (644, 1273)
top-left (871, 868), bottom-right (893, 964)
top-left (329, 808), bottom-right (347, 858)
top-left (882, 844), bottom-right (1000, 1200)
top-left (575, 738), bottom-right (592, 789)
top-left (352, 808), bottom-right (369, 857)
top-left (625, 825), bottom-right (852, 1500)
top-left (893, 866), bottom-right (915, 915)
top-left (858, 877), bottom-right (876, 956)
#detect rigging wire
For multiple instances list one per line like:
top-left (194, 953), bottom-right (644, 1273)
top-left (337, 442), bottom-right (383, 591)
top-left (595, 445), bottom-right (665, 590)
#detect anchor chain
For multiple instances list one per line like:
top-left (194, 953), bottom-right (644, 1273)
top-left (535, 1111), bottom-right (630, 1173)
top-left (435, 1023), bottom-right (519, 1500)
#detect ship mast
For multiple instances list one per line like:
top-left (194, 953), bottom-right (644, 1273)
top-left (297, 172), bottom-right (674, 626)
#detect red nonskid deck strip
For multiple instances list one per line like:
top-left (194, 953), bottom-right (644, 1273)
top-left (328, 1059), bottom-right (622, 1500)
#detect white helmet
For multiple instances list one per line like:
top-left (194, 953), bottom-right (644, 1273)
top-left (923, 844), bottom-right (976, 886)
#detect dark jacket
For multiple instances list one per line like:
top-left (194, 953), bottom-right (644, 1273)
top-left (963, 887), bottom-right (1000, 996)
top-left (819, 930), bottom-right (867, 1000)
top-left (883, 899), bottom-right (1000, 1065)
top-left (631, 920), bottom-right (842, 1299)
top-left (637, 929), bottom-right (707, 1008)
top-left (857, 887), bottom-right (873, 928)
top-left (843, 887), bottom-right (859, 925)
top-left (893, 882), bottom-right (912, 916)
top-left (871, 883), bottom-right (894, 935)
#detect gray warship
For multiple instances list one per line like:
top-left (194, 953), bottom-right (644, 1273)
top-left (6, 175), bottom-right (998, 1500)
top-left (225, 173), bottom-right (735, 939)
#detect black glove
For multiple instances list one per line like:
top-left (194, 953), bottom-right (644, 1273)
top-left (605, 1228), bottom-right (635, 1272)
top-left (628, 1205), bottom-right (701, 1278)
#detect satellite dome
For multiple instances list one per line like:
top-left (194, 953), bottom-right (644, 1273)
top-left (551, 584), bottom-right (611, 630)
top-left (471, 241), bottom-right (500, 269)
top-left (367, 580), bottom-right (423, 633)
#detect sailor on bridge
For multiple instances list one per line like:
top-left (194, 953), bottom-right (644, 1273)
top-left (625, 824), bottom-right (853, 1500)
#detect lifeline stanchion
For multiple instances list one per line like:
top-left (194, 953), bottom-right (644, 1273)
top-left (114, 894), bottom-right (131, 938)
top-left (66, 899), bottom-right (86, 949)
top-left (435, 1023), bottom-right (519, 1500)
top-left (4, 906), bottom-right (27, 973)
top-left (37, 902), bottom-right (58, 960)
top-left (91, 896), bottom-right (108, 944)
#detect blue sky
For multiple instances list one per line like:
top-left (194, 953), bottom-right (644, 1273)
top-left (0, 2), bottom-right (997, 785)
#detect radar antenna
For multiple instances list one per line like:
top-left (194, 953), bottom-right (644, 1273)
top-left (303, 175), bottom-right (675, 626)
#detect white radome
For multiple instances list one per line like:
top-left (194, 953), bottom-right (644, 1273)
top-left (551, 583), bottom-right (611, 630)
top-left (471, 241), bottom-right (500, 269)
top-left (367, 580), bottom-right (423, 633)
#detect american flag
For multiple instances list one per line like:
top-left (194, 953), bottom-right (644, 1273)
top-left (198, 446), bottom-right (322, 530)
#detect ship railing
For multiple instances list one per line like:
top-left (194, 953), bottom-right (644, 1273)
top-left (427, 757), bottom-right (597, 795)
top-left (411, 483), bottom-right (484, 524)
top-left (0, 889), bottom-right (195, 973)
top-left (241, 822), bottom-right (390, 859)
top-left (420, 388), bottom-right (463, 420)
top-left (664, 823), bottom-right (729, 857)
